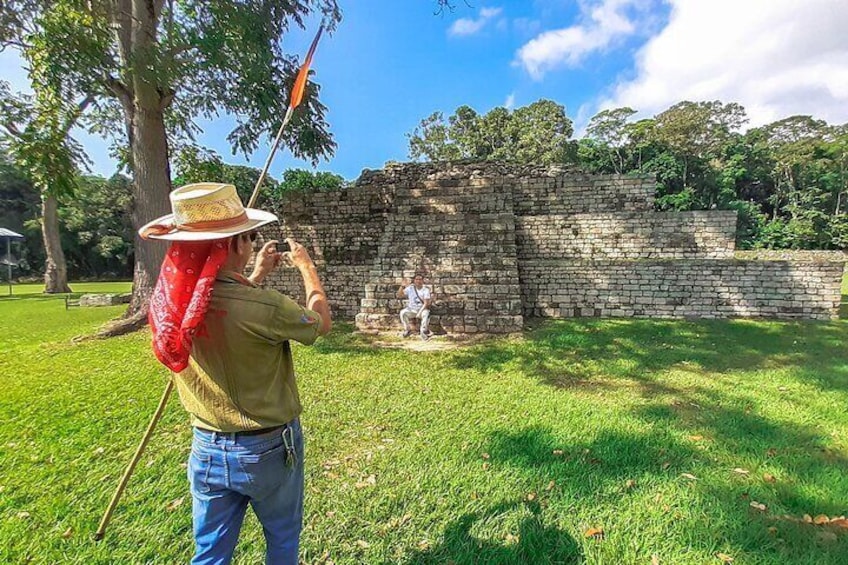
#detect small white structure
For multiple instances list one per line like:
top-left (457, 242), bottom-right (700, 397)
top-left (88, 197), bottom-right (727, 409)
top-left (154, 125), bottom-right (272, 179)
top-left (0, 227), bottom-right (24, 296)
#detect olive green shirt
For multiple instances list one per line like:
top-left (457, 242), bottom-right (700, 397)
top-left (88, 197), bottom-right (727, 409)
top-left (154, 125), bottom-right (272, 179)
top-left (172, 270), bottom-right (322, 432)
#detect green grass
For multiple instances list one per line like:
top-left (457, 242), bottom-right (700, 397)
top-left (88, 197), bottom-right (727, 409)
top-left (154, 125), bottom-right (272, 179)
top-left (1, 282), bottom-right (847, 564)
top-left (0, 281), bottom-right (133, 301)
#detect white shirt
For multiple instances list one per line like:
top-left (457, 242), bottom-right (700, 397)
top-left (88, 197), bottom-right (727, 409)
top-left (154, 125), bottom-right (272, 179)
top-left (404, 285), bottom-right (431, 311)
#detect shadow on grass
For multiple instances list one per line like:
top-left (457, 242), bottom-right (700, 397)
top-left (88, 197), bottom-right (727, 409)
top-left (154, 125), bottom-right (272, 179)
top-left (471, 424), bottom-right (846, 563)
top-left (309, 323), bottom-right (394, 358)
top-left (451, 318), bottom-right (848, 393)
top-left (633, 380), bottom-right (848, 518)
top-left (403, 500), bottom-right (582, 565)
top-left (446, 318), bottom-right (848, 561)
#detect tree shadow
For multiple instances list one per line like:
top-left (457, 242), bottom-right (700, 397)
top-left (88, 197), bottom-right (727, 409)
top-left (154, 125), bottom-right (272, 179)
top-left (632, 380), bottom-right (848, 518)
top-left (401, 500), bottom-right (582, 565)
top-left (307, 323), bottom-right (388, 358)
top-left (470, 423), bottom-right (848, 563)
top-left (451, 318), bottom-right (848, 393)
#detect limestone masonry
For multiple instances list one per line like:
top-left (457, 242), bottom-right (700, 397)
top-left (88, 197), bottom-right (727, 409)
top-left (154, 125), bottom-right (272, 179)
top-left (261, 162), bottom-right (844, 334)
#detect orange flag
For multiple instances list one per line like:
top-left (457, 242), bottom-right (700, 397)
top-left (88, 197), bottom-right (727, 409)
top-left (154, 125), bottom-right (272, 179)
top-left (290, 25), bottom-right (324, 109)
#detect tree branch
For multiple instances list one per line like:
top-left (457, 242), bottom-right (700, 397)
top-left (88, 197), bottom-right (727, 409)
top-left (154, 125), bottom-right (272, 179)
top-left (0, 39), bottom-right (33, 52)
top-left (159, 87), bottom-right (175, 110)
top-left (103, 75), bottom-right (132, 105)
top-left (60, 94), bottom-right (96, 135)
top-left (0, 121), bottom-right (22, 139)
top-left (434, 0), bottom-right (473, 16)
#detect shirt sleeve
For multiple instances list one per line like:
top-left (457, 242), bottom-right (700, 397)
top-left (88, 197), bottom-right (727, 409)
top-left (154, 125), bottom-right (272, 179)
top-left (421, 287), bottom-right (432, 300)
top-left (270, 293), bottom-right (323, 346)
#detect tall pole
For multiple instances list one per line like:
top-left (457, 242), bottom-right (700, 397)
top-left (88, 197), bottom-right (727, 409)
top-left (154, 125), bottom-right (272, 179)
top-left (94, 380), bottom-right (173, 540)
top-left (248, 105), bottom-right (294, 208)
top-left (7, 238), bottom-right (11, 296)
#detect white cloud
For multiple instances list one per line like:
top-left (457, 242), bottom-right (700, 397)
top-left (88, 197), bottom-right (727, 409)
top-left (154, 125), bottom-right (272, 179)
top-left (601, 0), bottom-right (848, 126)
top-left (516, 0), bottom-right (656, 79)
top-left (504, 92), bottom-right (516, 109)
top-left (449, 6), bottom-right (504, 37)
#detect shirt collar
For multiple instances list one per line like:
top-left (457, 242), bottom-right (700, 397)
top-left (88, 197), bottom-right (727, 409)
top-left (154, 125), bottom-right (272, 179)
top-left (216, 270), bottom-right (257, 288)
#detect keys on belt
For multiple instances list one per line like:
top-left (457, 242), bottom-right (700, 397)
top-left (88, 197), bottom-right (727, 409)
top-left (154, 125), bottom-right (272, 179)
top-left (281, 425), bottom-right (297, 467)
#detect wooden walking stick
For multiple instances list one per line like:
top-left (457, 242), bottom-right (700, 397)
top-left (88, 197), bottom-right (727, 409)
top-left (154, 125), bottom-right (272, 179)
top-left (94, 380), bottom-right (173, 540)
top-left (93, 25), bottom-right (324, 540)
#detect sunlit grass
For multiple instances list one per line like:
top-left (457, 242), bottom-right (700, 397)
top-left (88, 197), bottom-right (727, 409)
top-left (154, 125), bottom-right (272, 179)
top-left (1, 282), bottom-right (847, 564)
top-left (0, 280), bottom-right (133, 300)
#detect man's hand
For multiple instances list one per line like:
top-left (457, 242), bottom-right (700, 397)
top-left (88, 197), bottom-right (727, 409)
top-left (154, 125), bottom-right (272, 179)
top-left (249, 240), bottom-right (283, 285)
top-left (283, 238), bottom-right (316, 272)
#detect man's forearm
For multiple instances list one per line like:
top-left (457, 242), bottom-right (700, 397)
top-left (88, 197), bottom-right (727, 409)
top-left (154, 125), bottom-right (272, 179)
top-left (300, 264), bottom-right (332, 334)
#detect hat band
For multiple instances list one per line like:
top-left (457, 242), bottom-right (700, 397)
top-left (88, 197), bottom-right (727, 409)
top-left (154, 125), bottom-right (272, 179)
top-left (178, 211), bottom-right (249, 232)
top-left (141, 211), bottom-right (249, 239)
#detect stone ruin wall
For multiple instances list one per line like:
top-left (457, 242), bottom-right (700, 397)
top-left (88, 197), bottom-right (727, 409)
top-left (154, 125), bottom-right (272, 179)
top-left (260, 162), bottom-right (844, 333)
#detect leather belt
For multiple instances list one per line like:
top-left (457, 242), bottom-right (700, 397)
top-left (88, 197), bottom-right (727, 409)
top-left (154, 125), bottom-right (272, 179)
top-left (196, 425), bottom-right (283, 437)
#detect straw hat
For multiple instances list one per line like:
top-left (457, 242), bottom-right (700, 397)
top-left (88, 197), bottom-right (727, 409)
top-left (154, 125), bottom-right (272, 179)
top-left (139, 183), bottom-right (277, 241)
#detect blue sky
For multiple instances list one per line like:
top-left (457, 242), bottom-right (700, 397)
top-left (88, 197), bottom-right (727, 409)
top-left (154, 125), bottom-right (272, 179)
top-left (2, 0), bottom-right (847, 182)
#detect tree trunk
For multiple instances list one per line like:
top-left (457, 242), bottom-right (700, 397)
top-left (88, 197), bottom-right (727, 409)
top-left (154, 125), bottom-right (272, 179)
top-left (98, 0), bottom-right (171, 337)
top-left (129, 103), bottom-right (171, 310)
top-left (100, 103), bottom-right (171, 337)
top-left (41, 193), bottom-right (72, 294)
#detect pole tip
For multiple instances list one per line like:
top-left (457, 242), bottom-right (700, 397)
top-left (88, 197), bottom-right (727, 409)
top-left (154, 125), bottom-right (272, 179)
top-left (93, 532), bottom-right (105, 541)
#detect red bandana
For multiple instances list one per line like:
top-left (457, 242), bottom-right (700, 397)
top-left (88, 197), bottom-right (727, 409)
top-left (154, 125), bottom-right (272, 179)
top-left (148, 240), bottom-right (229, 372)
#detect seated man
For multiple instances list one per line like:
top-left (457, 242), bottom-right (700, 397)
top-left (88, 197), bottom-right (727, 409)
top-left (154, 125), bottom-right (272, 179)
top-left (397, 273), bottom-right (433, 340)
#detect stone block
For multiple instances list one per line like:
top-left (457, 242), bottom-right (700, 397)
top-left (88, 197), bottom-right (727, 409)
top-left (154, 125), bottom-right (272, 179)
top-left (79, 293), bottom-right (131, 307)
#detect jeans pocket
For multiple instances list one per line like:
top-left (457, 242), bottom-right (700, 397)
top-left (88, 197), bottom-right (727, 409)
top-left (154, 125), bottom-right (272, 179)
top-left (188, 449), bottom-right (213, 495)
top-left (235, 442), bottom-right (288, 499)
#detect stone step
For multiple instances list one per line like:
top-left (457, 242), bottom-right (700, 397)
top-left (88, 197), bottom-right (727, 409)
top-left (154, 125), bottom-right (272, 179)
top-left (355, 313), bottom-right (523, 335)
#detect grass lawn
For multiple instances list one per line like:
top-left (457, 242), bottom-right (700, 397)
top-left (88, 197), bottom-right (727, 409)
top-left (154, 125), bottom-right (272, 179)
top-left (0, 281), bottom-right (133, 301)
top-left (1, 282), bottom-right (847, 564)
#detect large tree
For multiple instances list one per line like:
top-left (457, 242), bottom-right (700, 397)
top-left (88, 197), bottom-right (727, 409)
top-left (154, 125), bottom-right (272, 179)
top-left (584, 107), bottom-right (637, 174)
top-left (408, 99), bottom-right (573, 165)
top-left (0, 80), bottom-right (89, 293)
top-left (652, 100), bottom-right (748, 198)
top-left (2, 0), bottom-right (340, 332)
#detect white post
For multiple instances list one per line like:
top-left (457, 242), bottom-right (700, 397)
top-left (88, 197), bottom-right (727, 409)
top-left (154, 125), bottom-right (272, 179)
top-left (6, 238), bottom-right (11, 296)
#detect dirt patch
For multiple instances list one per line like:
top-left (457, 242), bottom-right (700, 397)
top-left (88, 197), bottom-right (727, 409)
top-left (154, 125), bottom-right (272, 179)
top-left (362, 332), bottom-right (499, 352)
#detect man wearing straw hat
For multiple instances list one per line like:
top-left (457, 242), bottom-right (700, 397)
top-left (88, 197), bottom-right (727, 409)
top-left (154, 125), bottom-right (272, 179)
top-left (140, 182), bottom-right (331, 564)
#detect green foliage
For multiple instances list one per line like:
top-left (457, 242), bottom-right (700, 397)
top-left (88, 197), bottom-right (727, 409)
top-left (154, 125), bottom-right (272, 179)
top-left (585, 107), bottom-right (636, 173)
top-left (59, 174), bottom-right (134, 278)
top-left (2, 293), bottom-right (848, 563)
top-left (725, 199), bottom-right (768, 249)
top-left (0, 80), bottom-right (88, 198)
top-left (274, 168), bottom-right (345, 194)
top-left (173, 146), bottom-right (281, 204)
top-left (408, 99), bottom-right (573, 164)
top-left (173, 146), bottom-right (344, 208)
top-left (575, 100), bottom-right (848, 250)
top-left (0, 150), bottom-right (41, 273)
top-left (4, 0), bottom-right (341, 164)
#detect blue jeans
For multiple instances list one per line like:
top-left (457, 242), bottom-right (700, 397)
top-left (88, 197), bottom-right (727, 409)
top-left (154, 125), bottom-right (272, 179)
top-left (188, 420), bottom-right (304, 565)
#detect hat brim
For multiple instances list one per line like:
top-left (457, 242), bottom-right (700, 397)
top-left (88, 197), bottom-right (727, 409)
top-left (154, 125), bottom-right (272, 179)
top-left (139, 208), bottom-right (279, 241)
